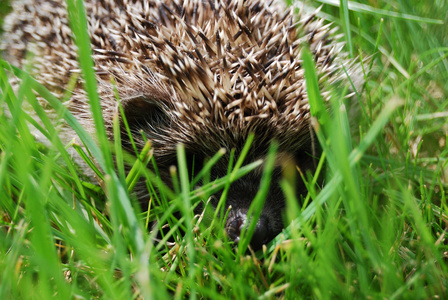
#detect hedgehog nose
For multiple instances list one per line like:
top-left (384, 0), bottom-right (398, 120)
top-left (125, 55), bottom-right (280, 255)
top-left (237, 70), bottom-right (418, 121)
top-left (226, 214), bottom-right (269, 250)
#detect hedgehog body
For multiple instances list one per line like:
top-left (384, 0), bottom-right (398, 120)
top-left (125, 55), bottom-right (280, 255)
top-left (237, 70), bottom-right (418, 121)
top-left (1, 0), bottom-right (359, 249)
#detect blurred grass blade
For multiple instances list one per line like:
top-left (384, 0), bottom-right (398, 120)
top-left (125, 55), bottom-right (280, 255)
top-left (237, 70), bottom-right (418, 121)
top-left (65, 0), bottom-right (113, 172)
top-left (317, 0), bottom-right (444, 24)
top-left (238, 141), bottom-right (278, 254)
top-left (339, 0), bottom-right (353, 57)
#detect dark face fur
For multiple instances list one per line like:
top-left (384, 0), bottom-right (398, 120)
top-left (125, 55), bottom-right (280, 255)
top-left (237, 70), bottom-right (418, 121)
top-left (209, 151), bottom-right (317, 250)
top-left (212, 163), bottom-right (295, 250)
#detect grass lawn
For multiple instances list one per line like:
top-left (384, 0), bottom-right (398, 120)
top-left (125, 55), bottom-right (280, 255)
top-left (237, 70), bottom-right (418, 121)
top-left (1, 0), bottom-right (447, 298)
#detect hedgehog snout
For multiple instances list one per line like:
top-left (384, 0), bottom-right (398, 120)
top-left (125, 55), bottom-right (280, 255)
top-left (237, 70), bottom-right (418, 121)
top-left (225, 211), bottom-right (271, 251)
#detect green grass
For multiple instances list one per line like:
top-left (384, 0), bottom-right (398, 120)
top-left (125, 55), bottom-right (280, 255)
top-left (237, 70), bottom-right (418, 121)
top-left (1, 0), bottom-right (447, 298)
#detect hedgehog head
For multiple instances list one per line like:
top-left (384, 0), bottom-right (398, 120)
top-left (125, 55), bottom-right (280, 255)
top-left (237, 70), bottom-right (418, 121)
top-left (88, 0), bottom-right (353, 249)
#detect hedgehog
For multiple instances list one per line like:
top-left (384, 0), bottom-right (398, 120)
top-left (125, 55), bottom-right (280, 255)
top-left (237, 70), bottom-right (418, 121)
top-left (1, 0), bottom-right (360, 250)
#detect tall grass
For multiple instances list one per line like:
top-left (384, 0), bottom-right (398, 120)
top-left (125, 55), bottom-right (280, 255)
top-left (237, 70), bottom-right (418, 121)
top-left (1, 0), bottom-right (447, 298)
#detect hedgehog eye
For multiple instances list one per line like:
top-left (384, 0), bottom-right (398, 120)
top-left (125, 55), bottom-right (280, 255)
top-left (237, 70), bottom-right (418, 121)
top-left (120, 95), bottom-right (170, 130)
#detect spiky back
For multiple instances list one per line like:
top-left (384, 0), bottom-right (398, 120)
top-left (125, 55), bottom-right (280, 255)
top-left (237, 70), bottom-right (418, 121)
top-left (2, 0), bottom-right (354, 160)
